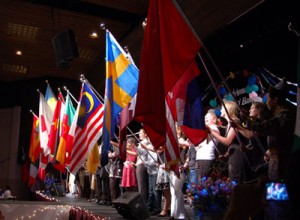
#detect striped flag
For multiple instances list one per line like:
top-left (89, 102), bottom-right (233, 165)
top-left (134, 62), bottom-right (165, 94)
top-left (165, 100), bottom-right (181, 170)
top-left (101, 30), bottom-right (139, 166)
top-left (68, 82), bottom-right (104, 175)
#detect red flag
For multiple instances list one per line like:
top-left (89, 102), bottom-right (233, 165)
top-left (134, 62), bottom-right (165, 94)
top-left (48, 93), bottom-right (63, 155)
top-left (134, 0), bottom-right (201, 148)
top-left (29, 114), bottom-right (42, 163)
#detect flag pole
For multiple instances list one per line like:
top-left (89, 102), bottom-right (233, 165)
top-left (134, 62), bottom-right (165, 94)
top-left (80, 74), bottom-right (105, 103)
top-left (63, 86), bottom-right (79, 104)
top-left (29, 109), bottom-right (38, 117)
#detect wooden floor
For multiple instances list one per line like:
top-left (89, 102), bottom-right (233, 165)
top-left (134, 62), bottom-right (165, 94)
top-left (0, 193), bottom-right (194, 219)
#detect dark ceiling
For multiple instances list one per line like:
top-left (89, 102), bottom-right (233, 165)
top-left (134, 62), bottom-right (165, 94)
top-left (1, 0), bottom-right (299, 92)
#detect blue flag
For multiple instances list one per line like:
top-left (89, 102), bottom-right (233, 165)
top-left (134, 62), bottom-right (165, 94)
top-left (101, 30), bottom-right (139, 166)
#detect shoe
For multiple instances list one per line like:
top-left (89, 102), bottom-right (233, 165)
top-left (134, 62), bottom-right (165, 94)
top-left (151, 209), bottom-right (161, 216)
top-left (158, 210), bottom-right (169, 217)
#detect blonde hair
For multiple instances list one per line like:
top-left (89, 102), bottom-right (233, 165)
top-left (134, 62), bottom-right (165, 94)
top-left (223, 100), bottom-right (239, 119)
top-left (127, 137), bottom-right (138, 146)
top-left (206, 111), bottom-right (218, 125)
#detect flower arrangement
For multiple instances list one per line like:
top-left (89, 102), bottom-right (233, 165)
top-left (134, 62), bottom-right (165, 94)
top-left (186, 175), bottom-right (237, 216)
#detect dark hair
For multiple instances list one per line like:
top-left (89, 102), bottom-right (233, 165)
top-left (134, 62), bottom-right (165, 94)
top-left (268, 86), bottom-right (287, 106)
top-left (251, 102), bottom-right (269, 120)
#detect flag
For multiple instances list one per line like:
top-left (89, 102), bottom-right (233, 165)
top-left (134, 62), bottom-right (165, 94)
top-left (56, 94), bottom-right (76, 167)
top-left (165, 100), bottom-right (181, 169)
top-left (294, 40), bottom-right (300, 152)
top-left (21, 159), bottom-right (30, 185)
top-left (48, 92), bottom-right (63, 155)
top-left (167, 61), bottom-right (207, 145)
top-left (119, 95), bottom-right (136, 160)
top-left (101, 30), bottom-right (139, 166)
top-left (65, 84), bottom-right (83, 166)
top-left (38, 152), bottom-right (48, 180)
top-left (28, 159), bottom-right (39, 188)
top-left (68, 82), bottom-right (104, 175)
top-left (134, 0), bottom-right (201, 148)
top-left (86, 143), bottom-right (100, 175)
top-left (39, 93), bottom-right (54, 156)
top-left (45, 83), bottom-right (57, 112)
top-left (29, 114), bottom-right (41, 163)
top-left (289, 38), bottom-right (300, 218)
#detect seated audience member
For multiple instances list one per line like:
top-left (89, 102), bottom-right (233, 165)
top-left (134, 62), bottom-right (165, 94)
top-left (4, 185), bottom-right (15, 200)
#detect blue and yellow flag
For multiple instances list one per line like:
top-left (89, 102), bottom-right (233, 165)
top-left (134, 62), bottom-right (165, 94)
top-left (45, 83), bottom-right (57, 112)
top-left (101, 30), bottom-right (139, 166)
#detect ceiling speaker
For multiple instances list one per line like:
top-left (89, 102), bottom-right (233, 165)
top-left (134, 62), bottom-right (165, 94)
top-left (52, 29), bottom-right (79, 69)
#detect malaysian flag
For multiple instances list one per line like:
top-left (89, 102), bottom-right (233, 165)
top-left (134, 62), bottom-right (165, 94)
top-left (68, 82), bottom-right (104, 175)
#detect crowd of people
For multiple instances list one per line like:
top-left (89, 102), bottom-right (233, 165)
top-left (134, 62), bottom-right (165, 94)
top-left (59, 78), bottom-right (296, 220)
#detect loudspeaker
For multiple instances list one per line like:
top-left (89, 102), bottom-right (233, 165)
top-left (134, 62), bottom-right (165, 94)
top-left (113, 192), bottom-right (149, 220)
top-left (52, 29), bottom-right (79, 69)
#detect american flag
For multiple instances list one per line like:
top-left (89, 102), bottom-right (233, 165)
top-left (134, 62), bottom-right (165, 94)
top-left (165, 100), bottom-right (181, 170)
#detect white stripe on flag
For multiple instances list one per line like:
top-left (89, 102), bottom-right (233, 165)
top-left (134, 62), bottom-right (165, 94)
top-left (165, 101), bottom-right (180, 164)
top-left (69, 105), bottom-right (104, 174)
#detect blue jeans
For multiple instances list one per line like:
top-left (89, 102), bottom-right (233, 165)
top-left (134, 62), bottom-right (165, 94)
top-left (146, 173), bottom-right (159, 211)
top-left (189, 169), bottom-right (197, 185)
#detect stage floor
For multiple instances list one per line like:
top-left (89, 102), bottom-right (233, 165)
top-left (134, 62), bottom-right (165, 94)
top-left (0, 193), bottom-right (184, 219)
